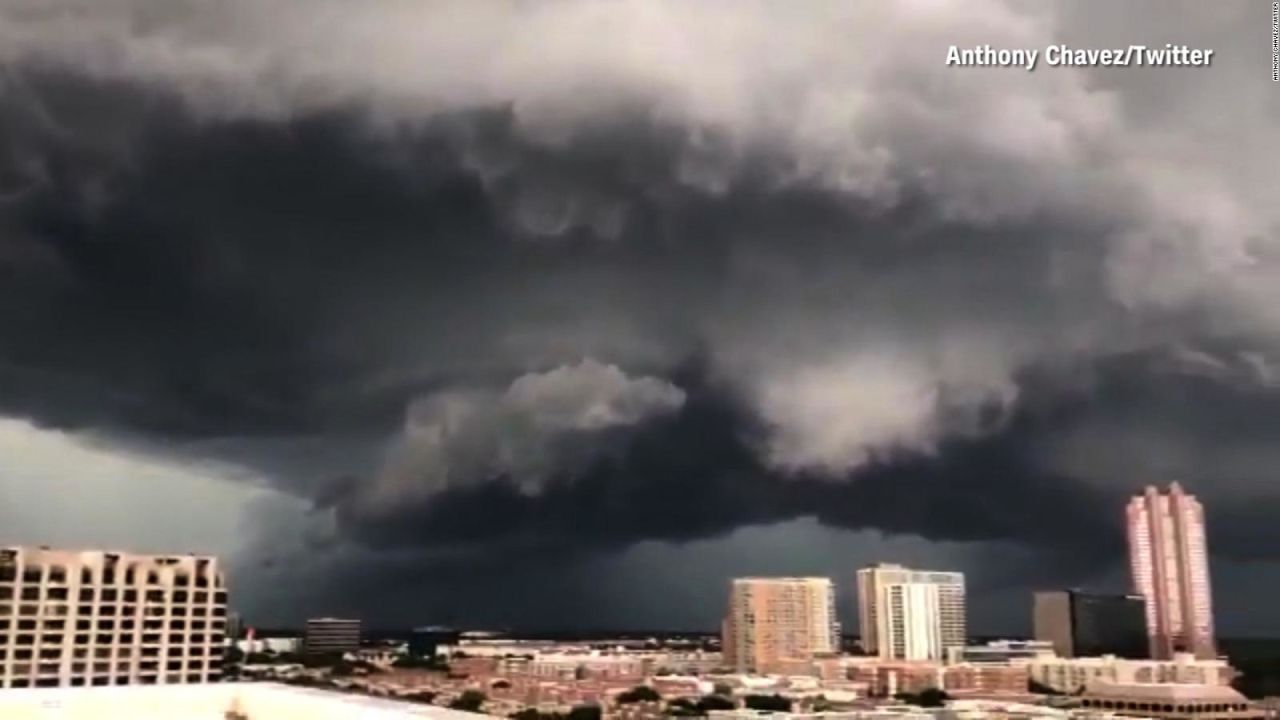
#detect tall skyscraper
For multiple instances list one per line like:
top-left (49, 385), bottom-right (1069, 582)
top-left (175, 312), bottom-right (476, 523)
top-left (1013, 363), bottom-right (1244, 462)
top-left (1126, 483), bottom-right (1216, 659)
top-left (0, 545), bottom-right (228, 689)
top-left (721, 577), bottom-right (839, 673)
top-left (857, 563), bottom-right (965, 661)
top-left (1033, 590), bottom-right (1147, 659)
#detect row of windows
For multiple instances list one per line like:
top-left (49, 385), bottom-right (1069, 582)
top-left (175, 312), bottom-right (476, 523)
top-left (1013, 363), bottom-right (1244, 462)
top-left (0, 567), bottom-right (224, 588)
top-left (5, 658), bottom-right (220, 675)
top-left (4, 672), bottom-right (217, 688)
top-left (1, 637), bottom-right (218, 652)
top-left (0, 646), bottom-right (215, 662)
top-left (0, 587), bottom-right (227, 604)
top-left (1, 618), bottom-right (221, 632)
top-left (1079, 698), bottom-right (1252, 713)
top-left (0, 604), bottom-right (227, 618)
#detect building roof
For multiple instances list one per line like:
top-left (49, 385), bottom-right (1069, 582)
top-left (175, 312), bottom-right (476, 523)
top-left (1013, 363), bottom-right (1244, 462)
top-left (1084, 683), bottom-right (1248, 703)
top-left (0, 682), bottom-right (503, 720)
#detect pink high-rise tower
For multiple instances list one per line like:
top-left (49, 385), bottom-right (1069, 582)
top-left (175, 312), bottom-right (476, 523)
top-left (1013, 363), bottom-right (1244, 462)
top-left (1126, 482), bottom-right (1216, 659)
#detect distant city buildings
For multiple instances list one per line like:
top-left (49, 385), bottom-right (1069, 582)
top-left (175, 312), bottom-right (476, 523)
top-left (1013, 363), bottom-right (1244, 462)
top-left (1127, 483), bottom-right (1216, 659)
top-left (856, 564), bottom-right (965, 661)
top-left (304, 617), bottom-right (361, 656)
top-left (0, 545), bottom-right (228, 689)
top-left (1033, 590), bottom-right (1147, 659)
top-left (722, 577), bottom-right (839, 673)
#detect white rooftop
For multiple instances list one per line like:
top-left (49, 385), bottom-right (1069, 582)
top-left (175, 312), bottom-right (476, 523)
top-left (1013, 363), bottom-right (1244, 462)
top-left (0, 682), bottom-right (503, 720)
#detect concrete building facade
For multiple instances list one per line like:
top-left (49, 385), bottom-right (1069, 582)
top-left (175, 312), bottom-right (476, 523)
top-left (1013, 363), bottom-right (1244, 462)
top-left (1127, 483), bottom-right (1216, 659)
top-left (857, 564), bottom-right (965, 661)
top-left (722, 577), bottom-right (839, 673)
top-left (0, 545), bottom-right (228, 689)
top-left (304, 618), bottom-right (362, 656)
top-left (1026, 654), bottom-right (1235, 694)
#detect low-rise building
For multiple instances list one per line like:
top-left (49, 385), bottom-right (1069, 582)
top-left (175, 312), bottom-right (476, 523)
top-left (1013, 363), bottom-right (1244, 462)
top-left (1078, 683), bottom-right (1262, 720)
top-left (942, 664), bottom-right (1031, 695)
top-left (1027, 655), bottom-right (1234, 694)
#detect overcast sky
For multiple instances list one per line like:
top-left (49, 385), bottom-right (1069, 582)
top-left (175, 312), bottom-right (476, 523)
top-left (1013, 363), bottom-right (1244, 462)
top-left (0, 0), bottom-right (1278, 635)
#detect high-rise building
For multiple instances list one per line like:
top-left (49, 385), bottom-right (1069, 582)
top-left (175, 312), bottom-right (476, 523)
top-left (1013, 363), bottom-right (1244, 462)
top-left (0, 545), bottom-right (228, 689)
top-left (1033, 590), bottom-right (1147, 659)
top-left (721, 577), bottom-right (839, 673)
top-left (303, 618), bottom-right (361, 656)
top-left (1126, 483), bottom-right (1216, 659)
top-left (857, 563), bottom-right (965, 661)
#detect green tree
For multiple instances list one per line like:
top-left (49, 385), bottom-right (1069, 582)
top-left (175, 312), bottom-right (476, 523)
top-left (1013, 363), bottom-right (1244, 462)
top-left (618, 686), bottom-right (661, 704)
top-left (697, 695), bottom-right (736, 713)
top-left (743, 694), bottom-right (791, 712)
top-left (567, 705), bottom-right (602, 720)
top-left (712, 683), bottom-right (733, 697)
top-left (911, 686), bottom-right (952, 702)
top-left (408, 691), bottom-right (438, 704)
top-left (450, 690), bottom-right (488, 713)
top-left (666, 698), bottom-right (699, 717)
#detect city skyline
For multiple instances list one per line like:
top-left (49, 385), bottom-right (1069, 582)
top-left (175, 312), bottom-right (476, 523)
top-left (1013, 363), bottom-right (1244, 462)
top-left (0, 1), bottom-right (1277, 633)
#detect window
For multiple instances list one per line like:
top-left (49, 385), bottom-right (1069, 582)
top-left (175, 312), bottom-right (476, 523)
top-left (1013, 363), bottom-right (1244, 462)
top-left (173, 591), bottom-right (188, 603)
top-left (22, 568), bottom-right (41, 583)
top-left (44, 619), bottom-right (65, 631)
top-left (14, 634), bottom-right (34, 646)
top-left (142, 634), bottom-right (161, 644)
top-left (0, 566), bottom-right (15, 582)
top-left (121, 620), bottom-right (135, 630)
top-left (0, 587), bottom-right (11, 600)
top-left (174, 574), bottom-right (190, 588)
top-left (95, 634), bottom-right (112, 644)
top-left (214, 592), bottom-right (227, 604)
top-left (94, 648), bottom-right (111, 659)
top-left (20, 587), bottom-right (39, 601)
top-left (123, 590), bottom-right (137, 603)
top-left (101, 589), bottom-right (117, 602)
top-left (98, 605), bottom-right (116, 616)
top-left (19, 604), bottom-right (38, 616)
top-left (169, 620), bottom-right (186, 630)
top-left (97, 620), bottom-right (114, 630)
top-left (185, 673), bottom-right (202, 683)
top-left (168, 634), bottom-right (184, 644)
top-left (17, 619), bottom-right (36, 630)
top-left (76, 620), bottom-right (91, 631)
top-left (166, 660), bottom-right (182, 671)
top-left (145, 590), bottom-right (165, 603)
top-left (39, 648), bottom-right (60, 660)
top-left (48, 566), bottom-right (66, 584)
top-left (80, 568), bottom-right (92, 584)
top-left (47, 587), bottom-right (68, 601)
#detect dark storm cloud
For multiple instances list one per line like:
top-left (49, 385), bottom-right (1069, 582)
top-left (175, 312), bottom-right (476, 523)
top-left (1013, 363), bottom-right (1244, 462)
top-left (0, 1), bottom-right (1277, 627)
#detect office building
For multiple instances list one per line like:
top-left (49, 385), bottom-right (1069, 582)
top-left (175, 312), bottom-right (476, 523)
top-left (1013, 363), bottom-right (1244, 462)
top-left (721, 577), bottom-right (839, 673)
top-left (857, 564), bottom-right (965, 661)
top-left (1034, 590), bottom-right (1147, 659)
top-left (1127, 483), bottom-right (1216, 659)
top-left (303, 617), bottom-right (361, 656)
top-left (0, 545), bottom-right (228, 689)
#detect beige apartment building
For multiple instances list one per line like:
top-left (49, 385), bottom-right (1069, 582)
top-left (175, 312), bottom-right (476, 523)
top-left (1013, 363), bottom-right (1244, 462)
top-left (1127, 483), bottom-right (1216, 659)
top-left (721, 577), bottom-right (839, 673)
top-left (857, 564), bottom-right (966, 661)
top-left (0, 545), bottom-right (228, 688)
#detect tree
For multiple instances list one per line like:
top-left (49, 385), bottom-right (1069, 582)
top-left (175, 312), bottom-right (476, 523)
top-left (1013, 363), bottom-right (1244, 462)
top-left (743, 694), bottom-right (791, 712)
top-left (408, 691), bottom-right (438, 704)
top-left (617, 686), bottom-right (661, 704)
top-left (493, 679), bottom-right (513, 690)
top-left (450, 690), bottom-right (488, 713)
top-left (1028, 680), bottom-right (1061, 695)
top-left (567, 705), bottom-right (602, 720)
top-left (897, 689), bottom-right (949, 708)
top-left (666, 698), bottom-right (700, 717)
top-left (697, 695), bottom-right (736, 713)
top-left (712, 683), bottom-right (734, 697)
